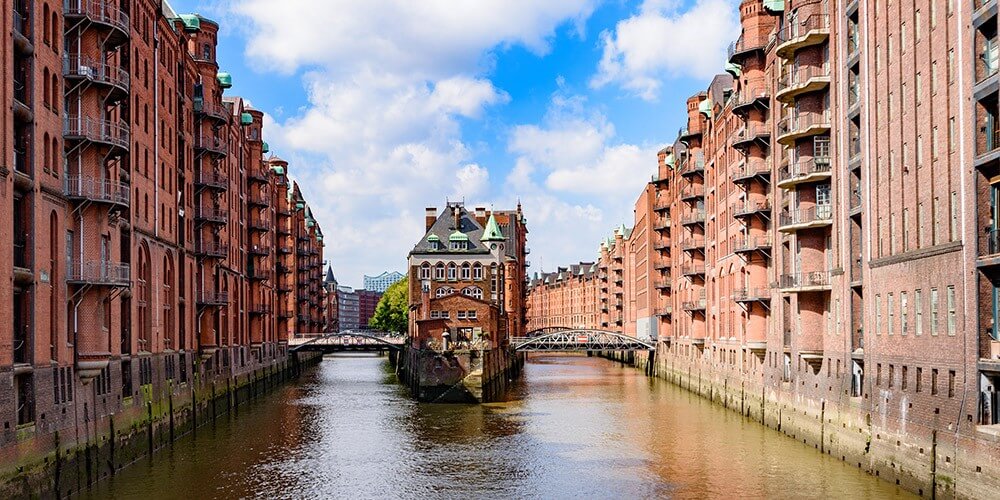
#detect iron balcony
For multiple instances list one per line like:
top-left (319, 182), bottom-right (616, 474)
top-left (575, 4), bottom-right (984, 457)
top-left (64, 0), bottom-right (131, 44)
top-left (67, 260), bottom-right (130, 286)
top-left (195, 133), bottom-right (229, 156)
top-left (194, 241), bottom-right (228, 258)
top-left (779, 271), bottom-right (833, 292)
top-left (63, 56), bottom-right (130, 98)
top-left (63, 116), bottom-right (130, 152)
top-left (64, 175), bottom-right (130, 207)
top-left (195, 169), bottom-right (229, 191)
top-left (197, 290), bottom-right (229, 306)
top-left (778, 205), bottom-right (833, 232)
top-left (195, 205), bottom-right (228, 224)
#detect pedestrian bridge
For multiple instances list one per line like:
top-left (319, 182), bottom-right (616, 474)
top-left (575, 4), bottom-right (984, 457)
top-left (289, 331), bottom-right (405, 353)
top-left (511, 328), bottom-right (655, 352)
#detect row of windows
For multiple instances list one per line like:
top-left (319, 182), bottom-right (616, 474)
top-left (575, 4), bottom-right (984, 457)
top-left (874, 286), bottom-right (957, 336)
top-left (429, 310), bottom-right (478, 320)
top-left (876, 364), bottom-right (955, 398)
top-left (420, 262), bottom-right (491, 281)
top-left (435, 286), bottom-right (483, 300)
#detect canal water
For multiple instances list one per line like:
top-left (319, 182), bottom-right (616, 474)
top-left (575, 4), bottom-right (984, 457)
top-left (84, 354), bottom-right (911, 499)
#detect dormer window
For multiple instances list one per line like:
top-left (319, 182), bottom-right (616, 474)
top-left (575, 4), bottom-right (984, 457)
top-left (448, 231), bottom-right (469, 250)
top-left (451, 241), bottom-right (466, 250)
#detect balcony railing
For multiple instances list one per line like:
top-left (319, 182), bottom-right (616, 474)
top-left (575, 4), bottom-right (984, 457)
top-left (777, 157), bottom-right (832, 186)
top-left (64, 175), bottom-right (130, 206)
top-left (194, 241), bottom-right (228, 258)
top-left (679, 152), bottom-right (706, 176)
top-left (777, 65), bottom-right (831, 93)
top-left (196, 290), bottom-right (229, 306)
top-left (63, 116), bottom-right (130, 150)
top-left (681, 264), bottom-right (704, 277)
top-left (682, 299), bottom-right (707, 311)
top-left (730, 124), bottom-right (770, 148)
top-left (195, 205), bottom-right (227, 223)
top-left (776, 14), bottom-right (830, 44)
top-left (248, 194), bottom-right (270, 207)
top-left (985, 228), bottom-right (1000, 256)
top-left (732, 199), bottom-right (771, 218)
top-left (681, 210), bottom-right (706, 225)
top-left (196, 100), bottom-right (229, 122)
top-left (779, 271), bottom-right (832, 290)
top-left (732, 160), bottom-right (771, 182)
top-left (195, 134), bottom-right (228, 155)
top-left (67, 260), bottom-right (130, 286)
top-left (248, 219), bottom-right (271, 232)
top-left (248, 245), bottom-right (271, 256)
top-left (13, 74), bottom-right (30, 108)
top-left (733, 288), bottom-right (770, 302)
top-left (734, 236), bottom-right (772, 254)
top-left (728, 34), bottom-right (765, 61)
top-left (195, 169), bottom-right (228, 190)
top-left (779, 205), bottom-right (833, 229)
top-left (63, 56), bottom-right (130, 92)
top-left (680, 184), bottom-right (705, 200)
top-left (776, 112), bottom-right (831, 142)
top-left (681, 237), bottom-right (705, 251)
top-left (64, 0), bottom-right (131, 36)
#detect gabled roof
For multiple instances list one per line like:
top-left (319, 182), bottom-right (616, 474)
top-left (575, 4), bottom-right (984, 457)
top-left (410, 203), bottom-right (489, 255)
top-left (481, 214), bottom-right (504, 242)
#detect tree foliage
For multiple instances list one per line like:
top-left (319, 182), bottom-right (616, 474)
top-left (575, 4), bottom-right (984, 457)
top-left (368, 277), bottom-right (409, 334)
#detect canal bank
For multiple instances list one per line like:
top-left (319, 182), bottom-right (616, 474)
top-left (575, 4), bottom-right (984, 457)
top-left (79, 353), bottom-right (908, 499)
top-left (397, 345), bottom-right (523, 403)
top-left (0, 348), bottom-right (321, 499)
top-left (603, 348), bottom-right (998, 500)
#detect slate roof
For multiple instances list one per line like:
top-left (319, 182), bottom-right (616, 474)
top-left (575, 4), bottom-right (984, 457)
top-left (411, 203), bottom-right (490, 255)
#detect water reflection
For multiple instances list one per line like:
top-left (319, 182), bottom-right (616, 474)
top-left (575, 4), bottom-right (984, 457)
top-left (85, 354), bottom-right (912, 499)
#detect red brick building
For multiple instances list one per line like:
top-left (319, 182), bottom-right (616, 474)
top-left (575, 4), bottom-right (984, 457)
top-left (527, 1), bottom-right (1000, 496)
top-left (1, 1), bottom-right (328, 489)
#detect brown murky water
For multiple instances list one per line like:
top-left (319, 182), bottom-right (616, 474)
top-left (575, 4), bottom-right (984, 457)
top-left (84, 354), bottom-right (912, 499)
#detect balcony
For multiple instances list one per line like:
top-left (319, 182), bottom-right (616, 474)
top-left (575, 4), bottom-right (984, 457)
top-left (682, 298), bottom-right (707, 312)
top-left (13, 73), bottom-right (32, 122)
top-left (732, 90), bottom-right (770, 116)
top-left (655, 307), bottom-right (672, 317)
top-left (679, 126), bottom-right (702, 141)
top-left (248, 218), bottom-right (272, 232)
top-left (732, 160), bottom-right (771, 184)
top-left (246, 268), bottom-right (269, 281)
top-left (249, 304), bottom-right (271, 315)
top-left (681, 237), bottom-right (705, 252)
top-left (654, 239), bottom-right (671, 251)
top-left (195, 134), bottom-right (228, 156)
top-left (728, 34), bottom-right (766, 64)
top-left (733, 288), bottom-right (770, 303)
top-left (778, 205), bottom-right (833, 232)
top-left (63, 116), bottom-right (130, 152)
top-left (654, 217), bottom-right (671, 231)
top-left (974, 1), bottom-right (999, 29)
top-left (655, 262), bottom-right (671, 272)
top-left (194, 241), bottom-right (228, 258)
top-left (64, 175), bottom-right (130, 208)
top-left (278, 246), bottom-right (293, 254)
top-left (679, 152), bottom-right (706, 177)
top-left (734, 236), bottom-right (772, 255)
top-left (63, 0), bottom-right (131, 44)
top-left (776, 157), bottom-right (832, 188)
top-left (681, 264), bottom-right (704, 278)
top-left (248, 170), bottom-right (270, 184)
top-left (732, 199), bottom-right (771, 219)
top-left (13, 4), bottom-right (30, 47)
top-left (849, 189), bottom-right (863, 217)
top-left (248, 194), bottom-right (270, 207)
top-left (67, 260), bottom-right (130, 287)
top-left (248, 245), bottom-right (271, 256)
top-left (779, 271), bottom-right (832, 293)
top-left (196, 100), bottom-right (229, 123)
top-left (776, 113), bottom-right (831, 146)
top-left (979, 228), bottom-right (1000, 270)
top-left (195, 205), bottom-right (227, 224)
top-left (730, 124), bottom-right (771, 151)
top-left (776, 65), bottom-right (831, 103)
top-left (63, 56), bottom-right (130, 98)
top-left (776, 15), bottom-right (830, 59)
top-left (277, 264), bottom-right (292, 275)
top-left (196, 290), bottom-right (229, 306)
top-left (195, 169), bottom-right (228, 191)
top-left (680, 183), bottom-right (705, 201)
top-left (681, 210), bottom-right (706, 226)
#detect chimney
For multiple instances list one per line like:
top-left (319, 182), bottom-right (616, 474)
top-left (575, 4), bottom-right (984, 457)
top-left (425, 207), bottom-right (436, 231)
top-left (453, 206), bottom-right (461, 230)
top-left (475, 206), bottom-right (486, 226)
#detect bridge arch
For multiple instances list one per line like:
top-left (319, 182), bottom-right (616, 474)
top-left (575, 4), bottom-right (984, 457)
top-left (290, 331), bottom-right (404, 353)
top-left (511, 329), bottom-right (655, 352)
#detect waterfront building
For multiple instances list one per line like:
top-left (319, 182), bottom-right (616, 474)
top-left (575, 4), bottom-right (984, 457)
top-left (337, 286), bottom-right (361, 331)
top-left (0, 1), bottom-right (328, 491)
top-left (401, 202), bottom-right (527, 401)
top-left (527, 1), bottom-right (1000, 496)
top-left (323, 266), bottom-right (339, 332)
top-left (363, 270), bottom-right (404, 293)
top-left (357, 289), bottom-right (382, 329)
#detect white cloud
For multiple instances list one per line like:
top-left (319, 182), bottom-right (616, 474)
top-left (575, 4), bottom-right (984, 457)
top-left (227, 0), bottom-right (597, 286)
top-left (592, 0), bottom-right (741, 100)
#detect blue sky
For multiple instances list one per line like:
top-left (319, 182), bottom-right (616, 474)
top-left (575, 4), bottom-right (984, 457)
top-left (170, 0), bottom-right (740, 288)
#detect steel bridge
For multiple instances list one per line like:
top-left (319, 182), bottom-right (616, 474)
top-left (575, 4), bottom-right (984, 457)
top-left (289, 331), bottom-right (405, 353)
top-left (511, 328), bottom-right (655, 352)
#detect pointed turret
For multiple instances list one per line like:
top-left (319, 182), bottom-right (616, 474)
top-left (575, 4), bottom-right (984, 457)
top-left (481, 214), bottom-right (505, 242)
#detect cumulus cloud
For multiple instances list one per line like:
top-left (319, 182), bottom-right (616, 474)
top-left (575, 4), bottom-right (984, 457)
top-left (225, 0), bottom-right (597, 286)
top-left (592, 0), bottom-right (741, 100)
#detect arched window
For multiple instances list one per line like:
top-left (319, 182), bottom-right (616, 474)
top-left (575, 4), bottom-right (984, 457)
top-left (473, 263), bottom-right (483, 280)
top-left (460, 263), bottom-right (471, 280)
top-left (420, 263), bottom-right (431, 280)
top-left (462, 286), bottom-right (483, 300)
top-left (43, 68), bottom-right (50, 108)
top-left (434, 263), bottom-right (445, 280)
top-left (435, 286), bottom-right (454, 298)
top-left (447, 263), bottom-right (456, 281)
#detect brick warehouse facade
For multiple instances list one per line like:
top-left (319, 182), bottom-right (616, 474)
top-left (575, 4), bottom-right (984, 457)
top-left (1, 1), bottom-right (330, 494)
top-left (527, 1), bottom-right (1000, 497)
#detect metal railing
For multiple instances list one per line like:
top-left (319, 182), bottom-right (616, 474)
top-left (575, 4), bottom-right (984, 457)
top-left (680, 184), bottom-right (705, 199)
top-left (778, 64), bottom-right (831, 92)
top-left (13, 234), bottom-right (29, 269)
top-left (67, 260), bottom-right (130, 285)
top-left (64, 0), bottom-right (130, 35)
top-left (732, 160), bottom-right (771, 182)
top-left (681, 237), bottom-right (705, 251)
top-left (63, 56), bottom-right (130, 91)
top-left (196, 101), bottom-right (229, 122)
top-left (986, 228), bottom-right (1000, 256)
top-left (733, 288), bottom-right (770, 301)
top-left (777, 14), bottom-right (830, 44)
top-left (734, 236), bottom-right (772, 253)
top-left (195, 134), bottom-right (228, 155)
top-left (195, 205), bottom-right (227, 223)
top-left (779, 271), bottom-right (832, 289)
top-left (681, 210), bottom-right (706, 225)
top-left (13, 3), bottom-right (29, 38)
top-left (13, 74), bottom-right (30, 107)
top-left (63, 116), bottom-right (130, 149)
top-left (732, 199), bottom-right (771, 217)
top-left (731, 124), bottom-right (770, 146)
top-left (728, 34), bottom-right (765, 60)
top-left (195, 169), bottom-right (228, 189)
top-left (776, 112), bottom-right (831, 138)
top-left (778, 157), bottom-right (831, 184)
top-left (779, 205), bottom-right (833, 228)
top-left (196, 290), bottom-right (229, 306)
top-left (248, 245), bottom-right (271, 256)
top-left (679, 152), bottom-right (706, 175)
top-left (194, 241), bottom-right (227, 258)
top-left (248, 219), bottom-right (271, 232)
top-left (64, 175), bottom-right (130, 205)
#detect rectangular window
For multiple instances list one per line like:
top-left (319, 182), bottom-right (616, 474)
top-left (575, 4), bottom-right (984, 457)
top-left (947, 286), bottom-right (957, 335)
top-left (877, 363), bottom-right (883, 386)
top-left (441, 311), bottom-right (450, 319)
top-left (468, 310), bottom-right (477, 319)
top-left (931, 368), bottom-right (939, 395)
top-left (473, 266), bottom-right (483, 280)
top-left (951, 192), bottom-right (958, 241)
top-left (888, 293), bottom-right (895, 335)
top-left (430, 311), bottom-right (439, 319)
top-left (457, 310), bottom-right (466, 319)
top-left (915, 289), bottom-right (923, 335)
top-left (902, 366), bottom-right (908, 391)
top-left (889, 364), bottom-right (895, 388)
top-left (901, 292), bottom-right (908, 335)
top-left (916, 367), bottom-right (923, 392)
top-left (876, 294), bottom-right (882, 334)
top-left (931, 288), bottom-right (939, 335)
top-left (948, 370), bottom-right (956, 397)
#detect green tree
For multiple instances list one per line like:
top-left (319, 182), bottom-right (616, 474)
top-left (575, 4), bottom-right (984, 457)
top-left (369, 277), bottom-right (409, 334)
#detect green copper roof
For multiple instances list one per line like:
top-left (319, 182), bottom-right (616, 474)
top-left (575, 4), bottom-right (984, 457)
top-left (427, 234), bottom-right (440, 242)
top-left (763, 0), bottom-right (784, 12)
top-left (698, 98), bottom-right (712, 118)
top-left (316, 235), bottom-right (323, 242)
top-left (725, 62), bottom-right (742, 77)
top-left (262, 141), bottom-right (269, 153)
top-left (306, 218), bottom-right (315, 228)
top-left (217, 72), bottom-right (232, 89)
top-left (449, 231), bottom-right (469, 242)
top-left (295, 201), bottom-right (305, 210)
top-left (270, 166), bottom-right (285, 175)
top-left (178, 14), bottom-right (201, 32)
top-left (240, 112), bottom-right (253, 126)
top-left (481, 214), bottom-right (505, 242)
top-left (665, 153), bottom-right (676, 168)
